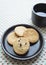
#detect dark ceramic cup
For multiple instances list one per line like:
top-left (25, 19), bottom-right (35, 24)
top-left (32, 3), bottom-right (46, 27)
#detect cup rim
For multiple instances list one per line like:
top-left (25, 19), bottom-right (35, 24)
top-left (32, 3), bottom-right (46, 17)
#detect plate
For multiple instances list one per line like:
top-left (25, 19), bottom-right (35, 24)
top-left (2, 24), bottom-right (44, 60)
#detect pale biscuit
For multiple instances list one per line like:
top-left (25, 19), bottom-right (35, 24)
top-left (7, 31), bottom-right (17, 45)
top-left (13, 37), bottom-right (30, 55)
top-left (14, 26), bottom-right (27, 36)
top-left (23, 28), bottom-right (39, 43)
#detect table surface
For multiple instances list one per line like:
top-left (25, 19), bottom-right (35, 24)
top-left (0, 0), bottom-right (46, 65)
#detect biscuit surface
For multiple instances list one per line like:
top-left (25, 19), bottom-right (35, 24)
top-left (14, 26), bottom-right (27, 36)
top-left (7, 32), bottom-right (17, 45)
top-left (13, 37), bottom-right (30, 55)
top-left (23, 28), bottom-right (39, 43)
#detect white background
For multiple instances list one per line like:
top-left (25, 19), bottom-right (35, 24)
top-left (0, 0), bottom-right (46, 18)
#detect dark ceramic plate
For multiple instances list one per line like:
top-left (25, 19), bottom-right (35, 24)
top-left (2, 24), bottom-right (44, 60)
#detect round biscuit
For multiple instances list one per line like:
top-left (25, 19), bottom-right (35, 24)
top-left (13, 37), bottom-right (30, 55)
top-left (23, 28), bottom-right (39, 43)
top-left (7, 32), bottom-right (17, 45)
top-left (14, 26), bottom-right (27, 36)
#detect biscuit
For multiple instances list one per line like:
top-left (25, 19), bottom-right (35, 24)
top-left (13, 37), bottom-right (30, 55)
top-left (14, 26), bottom-right (27, 36)
top-left (23, 28), bottom-right (39, 43)
top-left (7, 31), bottom-right (17, 45)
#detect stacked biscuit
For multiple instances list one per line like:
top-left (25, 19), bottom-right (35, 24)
top-left (7, 26), bottom-right (39, 55)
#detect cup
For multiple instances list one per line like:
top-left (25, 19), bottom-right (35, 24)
top-left (32, 3), bottom-right (46, 27)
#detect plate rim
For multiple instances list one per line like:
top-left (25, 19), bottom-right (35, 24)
top-left (2, 24), bottom-right (44, 60)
